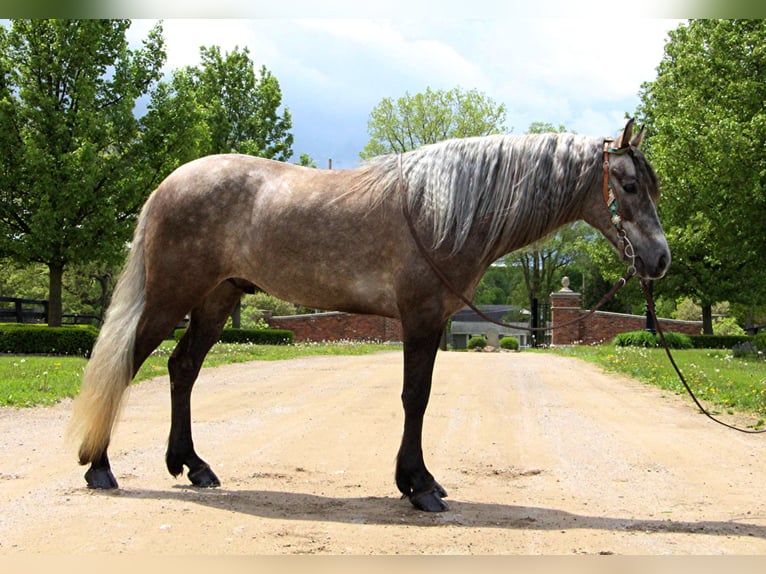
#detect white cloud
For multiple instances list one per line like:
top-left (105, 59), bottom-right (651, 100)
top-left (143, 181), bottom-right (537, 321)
top-left (125, 17), bottom-right (682, 164)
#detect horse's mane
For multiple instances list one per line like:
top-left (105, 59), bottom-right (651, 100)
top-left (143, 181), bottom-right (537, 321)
top-left (353, 133), bottom-right (603, 258)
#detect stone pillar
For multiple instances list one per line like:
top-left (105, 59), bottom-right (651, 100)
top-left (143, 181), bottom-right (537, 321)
top-left (550, 277), bottom-right (582, 345)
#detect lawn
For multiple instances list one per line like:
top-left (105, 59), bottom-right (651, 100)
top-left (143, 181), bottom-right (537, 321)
top-left (5, 340), bottom-right (765, 430)
top-left (0, 340), bottom-right (399, 408)
top-left (550, 344), bottom-right (766, 428)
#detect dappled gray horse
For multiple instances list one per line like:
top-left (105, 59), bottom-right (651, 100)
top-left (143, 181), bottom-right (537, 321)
top-left (70, 119), bottom-right (670, 512)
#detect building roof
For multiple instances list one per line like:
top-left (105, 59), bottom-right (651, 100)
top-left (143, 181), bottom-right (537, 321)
top-left (451, 305), bottom-right (520, 323)
top-left (450, 305), bottom-right (531, 336)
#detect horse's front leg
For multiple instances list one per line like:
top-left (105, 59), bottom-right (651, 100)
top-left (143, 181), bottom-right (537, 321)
top-left (396, 325), bottom-right (449, 512)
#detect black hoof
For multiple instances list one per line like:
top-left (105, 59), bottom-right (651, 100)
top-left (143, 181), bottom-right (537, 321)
top-left (188, 463), bottom-right (220, 487)
top-left (409, 487), bottom-right (449, 512)
top-left (85, 466), bottom-right (119, 489)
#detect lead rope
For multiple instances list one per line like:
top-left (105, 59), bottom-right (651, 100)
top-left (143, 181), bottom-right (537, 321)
top-left (640, 280), bottom-right (766, 434)
top-left (397, 153), bottom-right (634, 334)
top-left (399, 153), bottom-right (766, 433)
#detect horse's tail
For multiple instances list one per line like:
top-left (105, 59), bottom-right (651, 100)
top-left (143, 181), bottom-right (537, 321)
top-left (68, 200), bottom-right (151, 465)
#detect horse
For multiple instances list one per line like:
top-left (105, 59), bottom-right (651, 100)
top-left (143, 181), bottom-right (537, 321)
top-left (68, 118), bottom-right (670, 512)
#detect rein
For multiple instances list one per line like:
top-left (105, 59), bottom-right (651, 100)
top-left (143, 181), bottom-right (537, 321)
top-left (640, 280), bottom-right (766, 434)
top-left (396, 146), bottom-right (634, 334)
top-left (398, 150), bottom-right (766, 434)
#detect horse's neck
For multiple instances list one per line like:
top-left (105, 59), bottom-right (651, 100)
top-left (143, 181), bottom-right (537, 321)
top-left (486, 141), bottom-right (599, 261)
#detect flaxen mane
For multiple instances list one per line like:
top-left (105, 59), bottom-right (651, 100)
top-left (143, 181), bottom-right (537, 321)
top-left (355, 133), bottom-right (603, 257)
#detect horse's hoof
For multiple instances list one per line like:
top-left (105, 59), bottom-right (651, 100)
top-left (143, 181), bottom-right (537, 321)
top-left (409, 487), bottom-right (449, 512)
top-left (85, 466), bottom-right (119, 489)
top-left (188, 464), bottom-right (220, 487)
top-left (433, 480), bottom-right (448, 499)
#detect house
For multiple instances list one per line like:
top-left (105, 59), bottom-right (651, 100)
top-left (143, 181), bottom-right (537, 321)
top-left (449, 305), bottom-right (532, 349)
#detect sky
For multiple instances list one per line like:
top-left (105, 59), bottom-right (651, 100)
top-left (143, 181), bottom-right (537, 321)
top-left (126, 17), bottom-right (685, 170)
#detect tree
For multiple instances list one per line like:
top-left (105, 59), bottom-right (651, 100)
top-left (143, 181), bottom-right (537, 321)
top-left (502, 123), bottom-right (589, 341)
top-left (188, 45), bottom-right (293, 159)
top-left (0, 19), bottom-right (166, 326)
top-left (295, 153), bottom-right (317, 168)
top-left (636, 20), bottom-right (766, 333)
top-left (360, 86), bottom-right (508, 158)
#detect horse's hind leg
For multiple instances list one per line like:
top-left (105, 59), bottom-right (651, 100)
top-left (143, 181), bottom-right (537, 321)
top-left (166, 280), bottom-right (245, 487)
top-left (82, 296), bottom-right (194, 489)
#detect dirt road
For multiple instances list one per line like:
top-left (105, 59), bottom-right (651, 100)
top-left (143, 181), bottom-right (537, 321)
top-left (1, 350), bottom-right (766, 555)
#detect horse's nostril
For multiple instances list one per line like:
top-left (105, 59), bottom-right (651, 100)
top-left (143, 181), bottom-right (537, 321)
top-left (658, 253), bottom-right (669, 272)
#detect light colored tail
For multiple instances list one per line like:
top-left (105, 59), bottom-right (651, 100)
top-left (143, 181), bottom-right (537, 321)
top-left (68, 202), bottom-right (151, 465)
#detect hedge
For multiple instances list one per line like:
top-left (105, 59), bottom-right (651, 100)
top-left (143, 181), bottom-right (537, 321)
top-left (0, 323), bottom-right (98, 356)
top-left (688, 334), bottom-right (752, 349)
top-left (614, 330), bottom-right (693, 349)
top-left (174, 327), bottom-right (294, 345)
top-left (614, 331), bottom-right (758, 350)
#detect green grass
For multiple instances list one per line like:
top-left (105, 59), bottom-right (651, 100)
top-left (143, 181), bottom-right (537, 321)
top-left (0, 340), bottom-right (399, 408)
top-left (550, 345), bottom-right (766, 426)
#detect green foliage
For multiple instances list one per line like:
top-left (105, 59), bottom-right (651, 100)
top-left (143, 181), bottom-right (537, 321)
top-left (636, 20), bottom-right (766, 319)
top-left (174, 327), bottom-right (294, 346)
top-left (0, 22), bottom-right (296, 327)
top-left (499, 336), bottom-right (520, 351)
top-left (754, 332), bottom-right (766, 351)
top-left (467, 335), bottom-right (488, 350)
top-left (296, 153), bottom-right (317, 168)
top-left (360, 86), bottom-right (507, 158)
top-left (188, 45), bottom-right (293, 159)
top-left (712, 316), bottom-right (746, 336)
top-left (688, 334), bottom-right (752, 349)
top-left (0, 20), bottom-right (166, 325)
top-left (0, 324), bottom-right (98, 356)
top-left (241, 292), bottom-right (304, 318)
top-left (474, 263), bottom-right (522, 306)
top-left (614, 330), bottom-right (692, 350)
top-left (0, 259), bottom-right (115, 321)
top-left (614, 330), bottom-right (658, 348)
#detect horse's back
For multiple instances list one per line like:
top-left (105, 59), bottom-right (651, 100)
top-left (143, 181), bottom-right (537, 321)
top-left (142, 154), bottom-right (404, 316)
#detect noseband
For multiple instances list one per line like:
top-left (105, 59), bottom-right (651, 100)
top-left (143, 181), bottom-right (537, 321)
top-left (603, 140), bottom-right (637, 275)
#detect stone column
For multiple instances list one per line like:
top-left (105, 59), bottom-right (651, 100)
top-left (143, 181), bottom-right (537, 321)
top-left (550, 277), bottom-right (582, 346)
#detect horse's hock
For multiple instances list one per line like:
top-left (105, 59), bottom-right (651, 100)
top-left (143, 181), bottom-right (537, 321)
top-left (550, 278), bottom-right (702, 345)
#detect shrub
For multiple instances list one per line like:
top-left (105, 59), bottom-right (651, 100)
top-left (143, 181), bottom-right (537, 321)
top-left (614, 330), bottom-right (658, 348)
top-left (174, 327), bottom-right (294, 345)
top-left (499, 336), bottom-right (520, 351)
top-left (688, 334), bottom-right (752, 349)
top-left (754, 332), bottom-right (766, 352)
top-left (732, 340), bottom-right (762, 359)
top-left (0, 323), bottom-right (98, 356)
top-left (467, 335), bottom-right (488, 350)
top-left (614, 330), bottom-right (692, 350)
top-left (712, 316), bottom-right (746, 336)
top-left (660, 332), bottom-right (694, 349)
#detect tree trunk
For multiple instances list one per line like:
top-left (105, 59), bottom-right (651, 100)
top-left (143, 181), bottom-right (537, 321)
top-left (701, 303), bottom-right (714, 335)
top-left (47, 262), bottom-right (64, 327)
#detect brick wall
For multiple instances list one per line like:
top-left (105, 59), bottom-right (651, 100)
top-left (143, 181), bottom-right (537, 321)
top-left (580, 311), bottom-right (702, 345)
top-left (550, 289), bottom-right (702, 345)
top-left (268, 312), bottom-right (402, 343)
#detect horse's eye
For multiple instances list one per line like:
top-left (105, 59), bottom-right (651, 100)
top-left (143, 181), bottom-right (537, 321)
top-left (623, 181), bottom-right (637, 194)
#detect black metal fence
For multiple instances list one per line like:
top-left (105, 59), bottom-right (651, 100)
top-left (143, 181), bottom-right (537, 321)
top-left (0, 296), bottom-right (101, 325)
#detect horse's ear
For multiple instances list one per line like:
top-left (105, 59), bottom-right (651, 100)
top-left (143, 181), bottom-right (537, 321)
top-left (614, 118), bottom-right (635, 149)
top-left (629, 125), bottom-right (646, 148)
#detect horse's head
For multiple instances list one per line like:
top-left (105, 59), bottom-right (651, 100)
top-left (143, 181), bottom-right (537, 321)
top-left (587, 119), bottom-right (671, 280)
